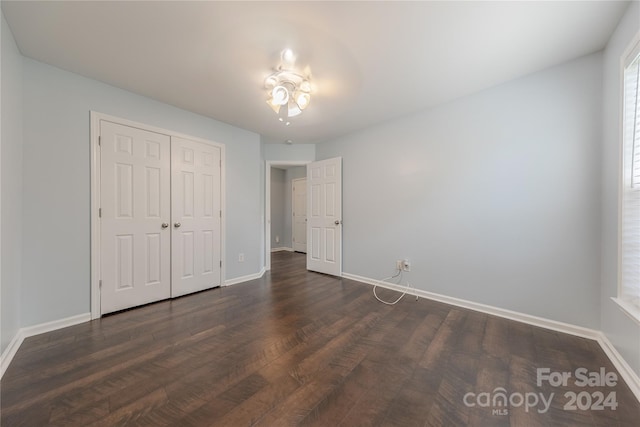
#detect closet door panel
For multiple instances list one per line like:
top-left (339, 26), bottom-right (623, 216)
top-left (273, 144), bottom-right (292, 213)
top-left (171, 137), bottom-right (222, 297)
top-left (100, 121), bottom-right (171, 314)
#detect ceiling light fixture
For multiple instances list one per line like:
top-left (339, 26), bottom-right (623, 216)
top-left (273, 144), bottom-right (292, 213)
top-left (265, 50), bottom-right (311, 121)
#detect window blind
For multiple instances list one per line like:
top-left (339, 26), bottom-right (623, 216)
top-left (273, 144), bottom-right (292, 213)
top-left (621, 50), bottom-right (640, 311)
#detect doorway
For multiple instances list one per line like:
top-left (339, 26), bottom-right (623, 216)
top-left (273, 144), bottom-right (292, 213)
top-left (265, 161), bottom-right (309, 270)
top-left (292, 177), bottom-right (307, 253)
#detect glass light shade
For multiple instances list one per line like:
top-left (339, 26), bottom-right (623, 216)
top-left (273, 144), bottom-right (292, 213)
top-left (267, 98), bottom-right (281, 114)
top-left (299, 80), bottom-right (311, 93)
top-left (264, 75), bottom-right (278, 88)
top-left (295, 92), bottom-right (310, 110)
top-left (271, 86), bottom-right (289, 105)
top-left (288, 103), bottom-right (302, 117)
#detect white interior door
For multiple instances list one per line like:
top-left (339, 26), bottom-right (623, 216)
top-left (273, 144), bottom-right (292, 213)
top-left (307, 157), bottom-right (342, 276)
top-left (171, 136), bottom-right (222, 297)
top-left (100, 121), bottom-right (171, 314)
top-left (292, 178), bottom-right (307, 253)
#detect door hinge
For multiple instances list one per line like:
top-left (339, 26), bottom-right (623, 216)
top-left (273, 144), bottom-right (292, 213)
top-left (99, 208), bottom-right (102, 218)
top-left (98, 136), bottom-right (101, 146)
top-left (220, 260), bottom-right (222, 267)
top-left (219, 210), bottom-right (222, 218)
top-left (99, 279), bottom-right (102, 289)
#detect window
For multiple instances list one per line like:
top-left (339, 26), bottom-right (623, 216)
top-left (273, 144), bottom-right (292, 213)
top-left (618, 37), bottom-right (640, 320)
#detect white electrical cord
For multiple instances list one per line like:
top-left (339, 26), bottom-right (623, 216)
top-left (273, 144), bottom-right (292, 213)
top-left (373, 268), bottom-right (417, 305)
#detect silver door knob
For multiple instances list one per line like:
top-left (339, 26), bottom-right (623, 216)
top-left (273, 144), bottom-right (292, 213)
top-left (161, 223), bottom-right (169, 229)
top-left (334, 220), bottom-right (341, 225)
top-left (174, 222), bottom-right (181, 228)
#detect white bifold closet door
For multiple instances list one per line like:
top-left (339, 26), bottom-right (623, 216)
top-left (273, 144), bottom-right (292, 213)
top-left (171, 137), bottom-right (222, 298)
top-left (100, 121), bottom-right (221, 315)
top-left (100, 121), bottom-right (172, 314)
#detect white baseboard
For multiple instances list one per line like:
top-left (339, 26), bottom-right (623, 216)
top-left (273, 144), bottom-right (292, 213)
top-left (224, 268), bottom-right (266, 287)
top-left (342, 272), bottom-right (640, 402)
top-left (271, 247), bottom-right (293, 253)
top-left (596, 332), bottom-right (640, 402)
top-left (0, 329), bottom-right (25, 379)
top-left (20, 312), bottom-right (91, 338)
top-left (0, 312), bottom-right (91, 379)
top-left (343, 273), bottom-right (599, 338)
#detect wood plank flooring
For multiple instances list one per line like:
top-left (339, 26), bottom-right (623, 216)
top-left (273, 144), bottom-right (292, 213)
top-left (1, 251), bottom-right (638, 426)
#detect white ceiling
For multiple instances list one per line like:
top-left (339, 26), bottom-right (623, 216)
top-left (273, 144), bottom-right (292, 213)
top-left (2, 1), bottom-right (629, 144)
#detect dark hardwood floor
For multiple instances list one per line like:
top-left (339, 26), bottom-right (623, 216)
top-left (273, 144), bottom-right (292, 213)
top-left (1, 252), bottom-right (638, 426)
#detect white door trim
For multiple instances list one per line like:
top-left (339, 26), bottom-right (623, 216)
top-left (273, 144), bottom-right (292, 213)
top-left (265, 161), bottom-right (310, 271)
top-left (90, 111), bottom-right (226, 319)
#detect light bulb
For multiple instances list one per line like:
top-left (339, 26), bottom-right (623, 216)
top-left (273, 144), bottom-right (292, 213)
top-left (282, 49), bottom-right (295, 63)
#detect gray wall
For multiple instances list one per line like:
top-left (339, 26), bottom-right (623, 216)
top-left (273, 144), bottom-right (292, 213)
top-left (20, 58), bottom-right (262, 327)
top-left (317, 52), bottom-right (603, 329)
top-left (270, 168), bottom-right (286, 248)
top-left (1, 12), bottom-right (23, 354)
top-left (264, 143), bottom-right (315, 162)
top-left (601, 1), bottom-right (640, 376)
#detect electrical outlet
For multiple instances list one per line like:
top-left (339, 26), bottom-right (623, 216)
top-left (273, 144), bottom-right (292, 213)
top-left (396, 260), bottom-right (403, 270)
top-left (275, 235), bottom-right (280, 243)
top-left (238, 253), bottom-right (245, 262)
top-left (402, 259), bottom-right (411, 272)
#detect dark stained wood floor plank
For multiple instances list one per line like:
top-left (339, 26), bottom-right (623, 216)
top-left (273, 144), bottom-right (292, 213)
top-left (1, 251), bottom-right (638, 426)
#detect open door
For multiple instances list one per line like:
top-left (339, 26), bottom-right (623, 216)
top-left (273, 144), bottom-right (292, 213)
top-left (307, 157), bottom-right (342, 276)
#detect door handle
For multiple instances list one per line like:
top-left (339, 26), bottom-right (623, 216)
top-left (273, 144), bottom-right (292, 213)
top-left (161, 223), bottom-right (169, 229)
top-left (174, 222), bottom-right (181, 228)
top-left (334, 220), bottom-right (342, 225)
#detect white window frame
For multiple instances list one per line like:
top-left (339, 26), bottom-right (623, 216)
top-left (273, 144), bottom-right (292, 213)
top-left (614, 32), bottom-right (640, 324)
